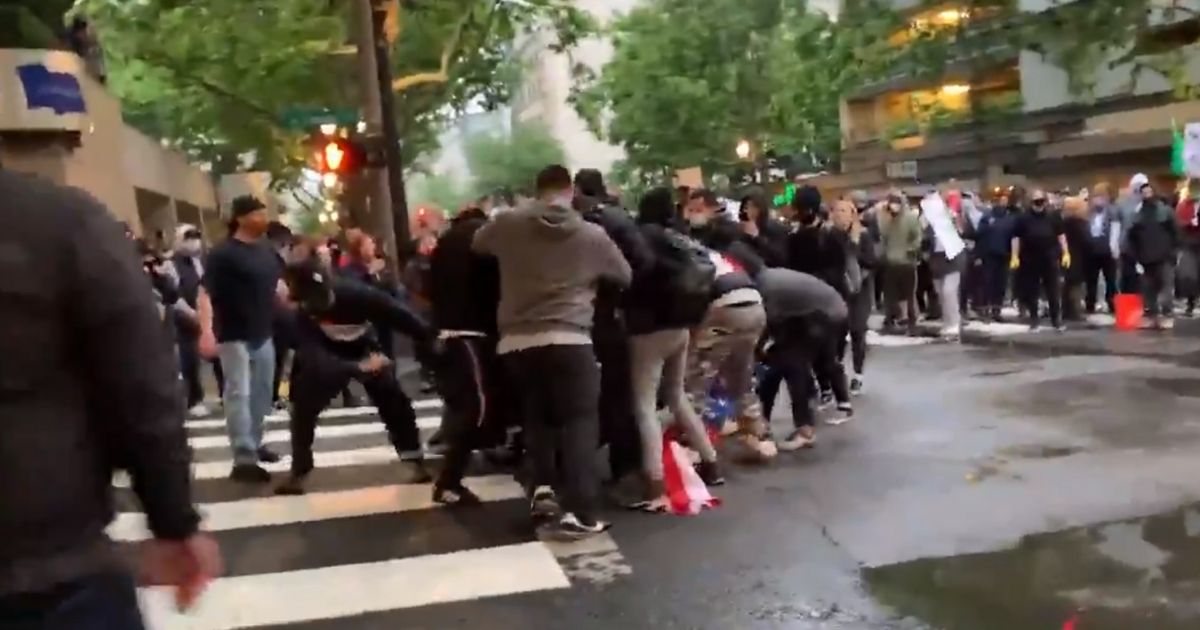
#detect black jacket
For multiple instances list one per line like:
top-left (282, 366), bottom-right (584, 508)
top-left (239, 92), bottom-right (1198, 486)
top-left (0, 171), bottom-right (198, 595)
top-left (741, 218), bottom-right (789, 267)
top-left (430, 215), bottom-right (500, 336)
top-left (578, 197), bottom-right (653, 335)
top-left (1128, 200), bottom-right (1180, 265)
top-left (786, 222), bottom-right (850, 297)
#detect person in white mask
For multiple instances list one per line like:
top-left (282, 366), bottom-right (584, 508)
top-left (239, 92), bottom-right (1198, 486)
top-left (171, 224), bottom-right (221, 417)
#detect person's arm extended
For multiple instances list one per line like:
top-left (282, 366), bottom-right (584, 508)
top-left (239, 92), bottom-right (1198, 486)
top-left (69, 195), bottom-right (199, 541)
top-left (354, 281), bottom-right (434, 342)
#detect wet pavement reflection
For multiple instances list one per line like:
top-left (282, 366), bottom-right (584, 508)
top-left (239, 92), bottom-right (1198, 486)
top-left (864, 504), bottom-right (1200, 629)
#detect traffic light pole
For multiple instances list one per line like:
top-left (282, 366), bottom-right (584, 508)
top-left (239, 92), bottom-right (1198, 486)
top-left (369, 0), bottom-right (413, 260)
top-left (351, 0), bottom-right (398, 277)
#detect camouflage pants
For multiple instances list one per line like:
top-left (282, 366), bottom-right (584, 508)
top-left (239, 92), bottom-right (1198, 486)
top-left (686, 301), bottom-right (767, 436)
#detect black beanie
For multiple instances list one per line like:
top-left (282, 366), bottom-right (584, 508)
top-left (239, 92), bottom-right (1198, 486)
top-left (793, 185), bottom-right (822, 212)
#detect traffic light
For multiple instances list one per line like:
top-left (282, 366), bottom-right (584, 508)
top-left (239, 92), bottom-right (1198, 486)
top-left (316, 138), bottom-right (359, 175)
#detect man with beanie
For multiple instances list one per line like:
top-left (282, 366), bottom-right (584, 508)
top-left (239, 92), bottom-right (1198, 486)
top-left (473, 165), bottom-right (632, 540)
top-left (785, 185), bottom-right (850, 297)
top-left (198, 195), bottom-right (286, 483)
top-left (574, 168), bottom-right (654, 490)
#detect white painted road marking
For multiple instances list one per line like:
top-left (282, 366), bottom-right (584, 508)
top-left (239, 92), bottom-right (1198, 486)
top-left (185, 401), bottom-right (442, 431)
top-left (187, 418), bottom-right (440, 450)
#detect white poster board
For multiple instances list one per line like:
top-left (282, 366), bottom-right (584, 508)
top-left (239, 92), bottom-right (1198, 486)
top-left (920, 194), bottom-right (965, 260)
top-left (1184, 123), bottom-right (1200, 178)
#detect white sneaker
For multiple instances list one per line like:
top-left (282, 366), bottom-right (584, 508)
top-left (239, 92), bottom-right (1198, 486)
top-left (187, 403), bottom-right (210, 418)
top-left (939, 327), bottom-right (961, 342)
top-left (1160, 318), bottom-right (1175, 330)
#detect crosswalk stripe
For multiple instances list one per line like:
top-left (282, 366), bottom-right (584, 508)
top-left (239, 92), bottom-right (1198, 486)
top-left (137, 542), bottom-right (570, 629)
top-left (187, 418), bottom-right (441, 450)
top-left (184, 401), bottom-right (442, 431)
top-left (109, 476), bottom-right (523, 542)
top-left (114, 446), bottom-right (423, 487)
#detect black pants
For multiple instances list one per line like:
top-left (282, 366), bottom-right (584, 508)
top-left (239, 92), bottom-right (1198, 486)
top-left (916, 261), bottom-right (939, 318)
top-left (759, 314), bottom-right (849, 429)
top-left (0, 572), bottom-right (144, 630)
top-left (837, 288), bottom-right (870, 375)
top-left (436, 336), bottom-right (501, 489)
top-left (504, 344), bottom-right (601, 523)
top-left (1083, 251), bottom-right (1117, 313)
top-left (981, 254), bottom-right (1010, 312)
top-left (1019, 261), bottom-right (1062, 326)
top-left (593, 325), bottom-right (641, 481)
top-left (883, 264), bottom-right (918, 327)
top-left (961, 255), bottom-right (984, 315)
top-left (179, 334), bottom-right (223, 408)
top-left (1119, 253), bottom-right (1142, 295)
top-left (289, 346), bottom-right (421, 476)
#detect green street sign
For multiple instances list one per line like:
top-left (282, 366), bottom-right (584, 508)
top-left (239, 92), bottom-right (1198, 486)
top-left (280, 107), bottom-right (359, 131)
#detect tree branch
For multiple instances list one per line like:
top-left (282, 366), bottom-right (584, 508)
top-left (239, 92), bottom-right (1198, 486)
top-left (391, 2), bottom-right (478, 92)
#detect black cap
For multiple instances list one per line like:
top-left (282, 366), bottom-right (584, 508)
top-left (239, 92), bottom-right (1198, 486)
top-left (230, 195), bottom-right (266, 219)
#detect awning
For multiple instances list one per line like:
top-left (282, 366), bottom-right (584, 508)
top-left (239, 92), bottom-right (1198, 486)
top-left (1037, 129), bottom-right (1172, 161)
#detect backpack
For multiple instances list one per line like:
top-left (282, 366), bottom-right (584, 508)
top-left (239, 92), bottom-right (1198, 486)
top-left (652, 229), bottom-right (717, 326)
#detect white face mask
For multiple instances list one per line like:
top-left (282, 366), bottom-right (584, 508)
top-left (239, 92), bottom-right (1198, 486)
top-left (688, 213), bottom-right (710, 228)
top-left (178, 238), bottom-right (203, 257)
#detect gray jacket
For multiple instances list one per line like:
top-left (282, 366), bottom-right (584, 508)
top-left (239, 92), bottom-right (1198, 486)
top-left (472, 200), bottom-right (632, 339)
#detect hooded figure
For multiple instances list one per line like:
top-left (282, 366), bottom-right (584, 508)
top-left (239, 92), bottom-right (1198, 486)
top-left (472, 164), bottom-right (631, 539)
top-left (785, 185), bottom-right (851, 297)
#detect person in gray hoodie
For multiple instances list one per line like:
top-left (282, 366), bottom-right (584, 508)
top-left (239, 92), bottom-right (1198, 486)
top-left (472, 164), bottom-right (631, 540)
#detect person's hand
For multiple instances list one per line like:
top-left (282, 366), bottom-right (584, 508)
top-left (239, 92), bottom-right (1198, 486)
top-left (1009, 253), bottom-right (1020, 270)
top-left (368, 258), bottom-right (386, 275)
top-left (198, 329), bottom-right (218, 360)
top-left (138, 533), bottom-right (223, 612)
top-left (358, 353), bottom-right (392, 374)
top-left (1061, 250), bottom-right (1072, 269)
top-left (741, 220), bottom-right (759, 238)
top-left (1136, 263), bottom-right (1145, 275)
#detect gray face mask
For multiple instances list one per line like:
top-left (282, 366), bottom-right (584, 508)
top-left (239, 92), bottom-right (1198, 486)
top-left (178, 238), bottom-right (203, 257)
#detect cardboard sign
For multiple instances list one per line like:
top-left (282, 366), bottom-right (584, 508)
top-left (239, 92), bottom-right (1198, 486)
top-left (674, 167), bottom-right (704, 189)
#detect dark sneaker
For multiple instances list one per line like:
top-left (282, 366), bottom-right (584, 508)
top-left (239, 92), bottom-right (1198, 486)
top-left (402, 459), bottom-right (433, 484)
top-left (274, 474), bottom-right (308, 495)
top-left (818, 391), bottom-right (835, 409)
top-left (541, 513), bottom-right (610, 541)
top-left (433, 484), bottom-right (482, 506)
top-left (530, 485), bottom-right (560, 521)
top-left (779, 428), bottom-right (816, 451)
top-left (257, 447), bottom-right (282, 464)
top-left (695, 460), bottom-right (725, 487)
top-left (230, 463), bottom-right (271, 484)
top-left (849, 377), bottom-right (864, 397)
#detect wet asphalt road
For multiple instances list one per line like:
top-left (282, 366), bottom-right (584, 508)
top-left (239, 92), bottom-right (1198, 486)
top-left (365, 325), bottom-right (1200, 630)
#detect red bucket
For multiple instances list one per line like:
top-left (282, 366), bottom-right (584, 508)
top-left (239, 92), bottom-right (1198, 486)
top-left (1114, 293), bottom-right (1143, 331)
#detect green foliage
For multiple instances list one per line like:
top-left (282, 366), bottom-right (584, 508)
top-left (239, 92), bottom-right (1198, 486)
top-left (77, 0), bottom-right (593, 185)
top-left (571, 0), bottom-right (904, 176)
top-left (464, 122), bottom-right (566, 197)
top-left (410, 172), bottom-right (470, 213)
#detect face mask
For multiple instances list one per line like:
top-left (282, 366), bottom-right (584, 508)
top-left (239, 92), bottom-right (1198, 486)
top-left (1031, 201), bottom-right (1046, 212)
top-left (550, 192), bottom-right (574, 209)
top-left (178, 238), bottom-right (202, 257)
top-left (688, 213), bottom-right (710, 228)
top-left (1092, 196), bottom-right (1108, 208)
top-left (887, 203), bottom-right (901, 214)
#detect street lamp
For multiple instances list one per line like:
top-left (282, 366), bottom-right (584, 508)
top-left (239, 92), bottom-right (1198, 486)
top-left (735, 139), bottom-right (752, 160)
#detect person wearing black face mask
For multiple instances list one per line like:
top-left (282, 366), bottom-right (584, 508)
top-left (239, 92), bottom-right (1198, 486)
top-left (786, 185), bottom-right (850, 298)
top-left (275, 259), bottom-right (436, 495)
top-left (1011, 189), bottom-right (1069, 330)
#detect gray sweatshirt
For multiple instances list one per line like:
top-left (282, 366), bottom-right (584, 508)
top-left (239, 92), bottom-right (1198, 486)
top-left (472, 200), bottom-right (631, 349)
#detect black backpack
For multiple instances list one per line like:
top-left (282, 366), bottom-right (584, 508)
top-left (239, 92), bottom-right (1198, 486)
top-left (652, 229), bottom-right (717, 326)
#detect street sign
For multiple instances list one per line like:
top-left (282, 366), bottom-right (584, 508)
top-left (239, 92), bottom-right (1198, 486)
top-left (280, 106), bottom-right (359, 131)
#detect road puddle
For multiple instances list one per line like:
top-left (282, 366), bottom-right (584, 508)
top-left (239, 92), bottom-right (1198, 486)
top-left (864, 504), bottom-right (1200, 629)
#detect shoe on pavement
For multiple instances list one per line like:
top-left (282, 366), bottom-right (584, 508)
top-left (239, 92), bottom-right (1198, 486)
top-left (187, 403), bottom-right (210, 418)
top-left (257, 447), bottom-right (282, 464)
top-left (274, 474), bottom-right (308, 495)
top-left (778, 428), bottom-right (815, 451)
top-left (402, 459), bottom-right (433, 484)
top-left (826, 403), bottom-right (854, 426)
top-left (849, 376), bottom-right (864, 397)
top-left (541, 513), bottom-right (611, 541)
top-left (695, 460), bottom-right (726, 487)
top-left (818, 391), bottom-right (835, 409)
top-left (433, 484), bottom-right (482, 507)
top-left (939, 327), bottom-right (961, 342)
top-left (627, 477), bottom-right (669, 513)
top-left (230, 463), bottom-right (272, 484)
top-left (1160, 318), bottom-right (1176, 330)
top-left (531, 485), bottom-right (561, 521)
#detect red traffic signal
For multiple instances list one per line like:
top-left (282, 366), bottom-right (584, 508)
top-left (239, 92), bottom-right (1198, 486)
top-left (315, 138), bottom-right (361, 174)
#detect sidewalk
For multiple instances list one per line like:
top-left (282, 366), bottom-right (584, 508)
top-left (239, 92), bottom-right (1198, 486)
top-left (868, 308), bottom-right (1200, 363)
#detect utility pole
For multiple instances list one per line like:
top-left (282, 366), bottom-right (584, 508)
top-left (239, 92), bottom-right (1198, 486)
top-left (369, 0), bottom-right (412, 259)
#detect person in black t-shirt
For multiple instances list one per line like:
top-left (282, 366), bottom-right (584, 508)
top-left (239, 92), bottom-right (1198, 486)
top-left (198, 196), bottom-right (286, 483)
top-left (1011, 189), bottom-right (1069, 330)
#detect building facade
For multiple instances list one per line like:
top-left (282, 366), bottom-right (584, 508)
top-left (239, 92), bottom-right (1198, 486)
top-left (0, 48), bottom-right (261, 245)
top-left (825, 0), bottom-right (1200, 197)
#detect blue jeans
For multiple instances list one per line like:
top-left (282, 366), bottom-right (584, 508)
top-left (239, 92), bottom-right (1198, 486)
top-left (0, 572), bottom-right (144, 629)
top-left (218, 339), bottom-right (275, 465)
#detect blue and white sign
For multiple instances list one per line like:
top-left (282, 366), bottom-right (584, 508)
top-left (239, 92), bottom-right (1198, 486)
top-left (16, 63), bottom-right (86, 115)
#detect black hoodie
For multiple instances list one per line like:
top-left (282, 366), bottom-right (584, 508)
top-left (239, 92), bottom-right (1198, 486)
top-left (430, 211), bottom-right (500, 336)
